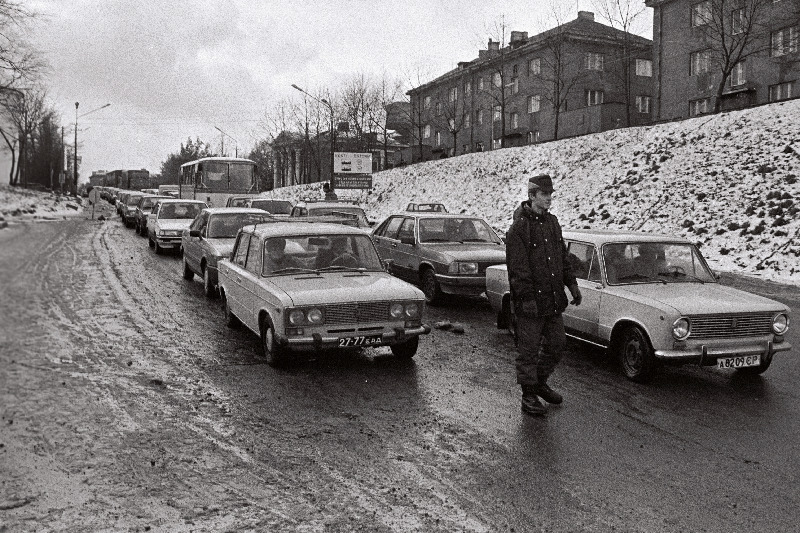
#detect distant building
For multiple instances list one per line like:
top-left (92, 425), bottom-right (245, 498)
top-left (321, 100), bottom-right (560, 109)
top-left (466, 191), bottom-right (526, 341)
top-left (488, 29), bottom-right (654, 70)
top-left (407, 11), bottom-right (653, 161)
top-left (646, 0), bottom-right (800, 121)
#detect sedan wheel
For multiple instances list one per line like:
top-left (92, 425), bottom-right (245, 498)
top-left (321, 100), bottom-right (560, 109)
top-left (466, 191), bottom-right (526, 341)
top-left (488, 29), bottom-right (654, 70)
top-left (222, 294), bottom-right (239, 328)
top-left (261, 318), bottom-right (287, 367)
top-left (618, 326), bottom-right (656, 382)
top-left (390, 336), bottom-right (419, 359)
top-left (182, 259), bottom-right (194, 280)
top-left (203, 268), bottom-right (216, 298)
top-left (421, 268), bottom-right (442, 305)
top-left (154, 241), bottom-right (162, 255)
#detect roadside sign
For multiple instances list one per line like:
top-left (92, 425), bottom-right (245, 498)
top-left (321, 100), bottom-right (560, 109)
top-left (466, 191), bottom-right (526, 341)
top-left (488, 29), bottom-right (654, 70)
top-left (334, 152), bottom-right (372, 174)
top-left (333, 175), bottom-right (373, 189)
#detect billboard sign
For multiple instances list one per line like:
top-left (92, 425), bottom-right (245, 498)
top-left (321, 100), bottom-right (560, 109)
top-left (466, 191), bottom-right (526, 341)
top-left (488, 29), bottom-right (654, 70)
top-left (333, 175), bottom-right (373, 189)
top-left (333, 152), bottom-right (372, 174)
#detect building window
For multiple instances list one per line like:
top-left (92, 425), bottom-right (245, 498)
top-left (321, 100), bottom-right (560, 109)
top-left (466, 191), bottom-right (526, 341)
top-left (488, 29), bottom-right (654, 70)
top-left (435, 102), bottom-right (442, 115)
top-left (771, 26), bottom-right (798, 57)
top-left (731, 61), bottom-right (746, 87)
top-left (690, 49), bottom-right (711, 75)
top-left (478, 77), bottom-right (484, 91)
top-left (463, 112), bottom-right (470, 128)
top-left (528, 95), bottom-right (541, 113)
top-left (510, 77), bottom-right (519, 94)
top-left (492, 138), bottom-right (502, 149)
top-left (423, 125), bottom-right (431, 139)
top-left (423, 96), bottom-right (431, 109)
top-left (493, 105), bottom-right (501, 121)
top-left (585, 52), bottom-right (604, 71)
top-left (529, 57), bottom-right (541, 75)
top-left (769, 81), bottom-right (794, 101)
top-left (493, 72), bottom-right (502, 87)
top-left (527, 131), bottom-right (540, 144)
top-left (435, 131), bottom-right (441, 146)
top-left (476, 109), bottom-right (483, 125)
top-left (691, 1), bottom-right (711, 27)
top-left (586, 90), bottom-right (604, 106)
top-left (449, 87), bottom-right (458, 102)
top-left (689, 98), bottom-right (711, 116)
top-left (731, 8), bottom-right (745, 35)
top-left (475, 142), bottom-right (484, 152)
top-left (464, 81), bottom-right (472, 97)
top-left (636, 59), bottom-right (652, 77)
top-left (510, 112), bottom-right (519, 129)
top-left (636, 95), bottom-right (651, 113)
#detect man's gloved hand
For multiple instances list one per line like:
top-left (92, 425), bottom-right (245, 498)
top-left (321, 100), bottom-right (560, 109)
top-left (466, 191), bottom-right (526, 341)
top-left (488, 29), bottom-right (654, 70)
top-left (520, 299), bottom-right (538, 317)
top-left (569, 284), bottom-right (582, 306)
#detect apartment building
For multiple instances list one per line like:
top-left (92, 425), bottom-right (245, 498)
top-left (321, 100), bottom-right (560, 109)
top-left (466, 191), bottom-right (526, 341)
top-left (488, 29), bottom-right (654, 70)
top-left (647, 0), bottom-right (800, 120)
top-left (407, 12), bottom-right (653, 160)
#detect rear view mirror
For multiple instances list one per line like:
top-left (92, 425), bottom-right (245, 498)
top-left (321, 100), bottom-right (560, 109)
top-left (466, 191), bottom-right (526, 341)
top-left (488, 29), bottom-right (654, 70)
top-left (308, 237), bottom-right (331, 246)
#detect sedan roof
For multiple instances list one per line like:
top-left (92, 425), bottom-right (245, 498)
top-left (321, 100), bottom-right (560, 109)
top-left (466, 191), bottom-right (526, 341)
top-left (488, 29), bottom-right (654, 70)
top-left (244, 221), bottom-right (367, 238)
top-left (563, 229), bottom-right (691, 246)
top-left (203, 207), bottom-right (276, 216)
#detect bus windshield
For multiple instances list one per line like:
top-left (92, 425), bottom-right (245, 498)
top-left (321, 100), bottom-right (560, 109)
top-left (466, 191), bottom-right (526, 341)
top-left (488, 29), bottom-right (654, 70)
top-left (201, 161), bottom-right (254, 191)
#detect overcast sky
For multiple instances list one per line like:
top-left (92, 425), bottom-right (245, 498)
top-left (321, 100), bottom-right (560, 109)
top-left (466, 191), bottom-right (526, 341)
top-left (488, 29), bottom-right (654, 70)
top-left (20, 0), bottom-right (652, 183)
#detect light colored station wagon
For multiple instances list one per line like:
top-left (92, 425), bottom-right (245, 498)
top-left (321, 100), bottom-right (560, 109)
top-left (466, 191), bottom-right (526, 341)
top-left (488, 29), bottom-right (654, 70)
top-left (217, 222), bottom-right (431, 366)
top-left (486, 229), bottom-right (791, 382)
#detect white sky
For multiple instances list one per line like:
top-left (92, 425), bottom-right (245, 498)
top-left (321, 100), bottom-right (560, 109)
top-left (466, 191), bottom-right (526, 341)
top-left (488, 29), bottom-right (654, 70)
top-left (11, 0), bottom-right (652, 182)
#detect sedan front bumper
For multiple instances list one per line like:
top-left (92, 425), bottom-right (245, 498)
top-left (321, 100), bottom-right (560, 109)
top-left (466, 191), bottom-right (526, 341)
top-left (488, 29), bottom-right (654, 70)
top-left (277, 324), bottom-right (431, 350)
top-left (436, 273), bottom-right (487, 297)
top-left (654, 339), bottom-right (791, 365)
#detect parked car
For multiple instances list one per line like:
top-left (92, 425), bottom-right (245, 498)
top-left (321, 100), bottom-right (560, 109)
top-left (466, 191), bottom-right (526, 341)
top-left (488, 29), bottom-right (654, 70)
top-left (146, 199), bottom-right (207, 254)
top-left (217, 222), bottom-right (430, 366)
top-left (182, 208), bottom-right (275, 297)
top-left (134, 195), bottom-right (172, 236)
top-left (116, 191), bottom-right (132, 216)
top-left (405, 202), bottom-right (447, 213)
top-left (485, 229), bottom-right (792, 382)
top-left (371, 212), bottom-right (506, 305)
top-left (121, 192), bottom-right (144, 227)
top-left (290, 200), bottom-right (372, 229)
top-left (243, 198), bottom-right (294, 216)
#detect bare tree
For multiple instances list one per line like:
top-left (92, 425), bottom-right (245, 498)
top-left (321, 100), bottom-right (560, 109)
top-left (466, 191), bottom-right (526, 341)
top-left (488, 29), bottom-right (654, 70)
top-left (0, 1), bottom-right (44, 93)
top-left (592, 0), bottom-right (649, 126)
top-left (477, 16), bottom-right (512, 149)
top-left (692, 0), bottom-right (776, 113)
top-left (0, 86), bottom-right (48, 186)
top-left (367, 72), bottom-right (404, 170)
top-left (399, 64), bottom-right (435, 163)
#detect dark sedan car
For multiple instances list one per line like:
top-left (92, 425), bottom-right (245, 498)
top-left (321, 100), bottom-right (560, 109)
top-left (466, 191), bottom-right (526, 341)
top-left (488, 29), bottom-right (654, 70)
top-left (371, 212), bottom-right (506, 304)
top-left (181, 208), bottom-right (275, 297)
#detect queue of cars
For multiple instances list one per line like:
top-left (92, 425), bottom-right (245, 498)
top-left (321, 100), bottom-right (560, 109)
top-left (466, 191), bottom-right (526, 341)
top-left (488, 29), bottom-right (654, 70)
top-left (102, 188), bottom-right (792, 381)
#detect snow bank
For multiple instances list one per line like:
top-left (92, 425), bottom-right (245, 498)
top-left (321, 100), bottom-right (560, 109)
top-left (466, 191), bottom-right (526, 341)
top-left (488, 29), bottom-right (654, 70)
top-left (0, 187), bottom-right (86, 227)
top-left (262, 100), bottom-right (800, 285)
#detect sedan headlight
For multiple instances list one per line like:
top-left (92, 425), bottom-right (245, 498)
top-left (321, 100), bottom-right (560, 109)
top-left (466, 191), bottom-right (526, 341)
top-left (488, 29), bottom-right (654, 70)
top-left (672, 317), bottom-right (690, 340)
top-left (389, 302), bottom-right (421, 320)
top-left (772, 313), bottom-right (789, 335)
top-left (448, 262), bottom-right (479, 275)
top-left (288, 308), bottom-right (324, 326)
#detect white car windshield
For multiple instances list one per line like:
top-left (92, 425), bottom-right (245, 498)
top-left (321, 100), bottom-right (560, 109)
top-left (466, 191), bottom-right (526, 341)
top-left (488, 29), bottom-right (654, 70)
top-left (603, 242), bottom-right (716, 284)
top-left (207, 213), bottom-right (271, 238)
top-left (262, 234), bottom-right (383, 275)
top-left (158, 203), bottom-right (204, 219)
top-left (418, 217), bottom-right (502, 243)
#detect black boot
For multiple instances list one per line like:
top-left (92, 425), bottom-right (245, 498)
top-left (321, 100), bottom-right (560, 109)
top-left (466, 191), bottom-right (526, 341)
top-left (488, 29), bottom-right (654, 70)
top-left (521, 386), bottom-right (546, 416)
top-left (534, 380), bottom-right (563, 405)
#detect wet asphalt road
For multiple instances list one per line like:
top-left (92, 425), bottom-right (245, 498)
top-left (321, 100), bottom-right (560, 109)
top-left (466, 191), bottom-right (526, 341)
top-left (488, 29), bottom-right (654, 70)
top-left (1, 202), bottom-right (799, 532)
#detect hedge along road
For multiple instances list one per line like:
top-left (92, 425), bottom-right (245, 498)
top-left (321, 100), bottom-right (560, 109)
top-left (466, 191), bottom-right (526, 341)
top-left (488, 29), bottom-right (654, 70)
top-left (1, 201), bottom-right (799, 532)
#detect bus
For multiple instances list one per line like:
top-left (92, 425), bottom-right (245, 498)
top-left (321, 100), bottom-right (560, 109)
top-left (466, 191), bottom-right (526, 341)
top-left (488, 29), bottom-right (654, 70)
top-left (179, 157), bottom-right (258, 208)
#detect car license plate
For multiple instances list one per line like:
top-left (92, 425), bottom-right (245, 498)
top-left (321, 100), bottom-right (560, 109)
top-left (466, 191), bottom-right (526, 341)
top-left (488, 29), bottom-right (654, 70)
top-left (717, 354), bottom-right (760, 369)
top-left (338, 335), bottom-right (382, 348)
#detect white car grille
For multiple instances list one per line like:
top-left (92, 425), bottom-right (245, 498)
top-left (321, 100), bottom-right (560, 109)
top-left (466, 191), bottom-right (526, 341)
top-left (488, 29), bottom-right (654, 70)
top-left (689, 313), bottom-right (774, 339)
top-left (324, 302), bottom-right (389, 325)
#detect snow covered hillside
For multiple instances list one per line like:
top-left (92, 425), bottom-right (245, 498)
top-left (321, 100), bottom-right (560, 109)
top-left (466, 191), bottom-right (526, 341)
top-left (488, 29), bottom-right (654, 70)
top-left (264, 99), bottom-right (800, 285)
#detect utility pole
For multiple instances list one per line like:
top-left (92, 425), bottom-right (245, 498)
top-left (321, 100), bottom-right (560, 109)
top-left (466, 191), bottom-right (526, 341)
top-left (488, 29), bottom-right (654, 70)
top-left (74, 102), bottom-right (78, 194)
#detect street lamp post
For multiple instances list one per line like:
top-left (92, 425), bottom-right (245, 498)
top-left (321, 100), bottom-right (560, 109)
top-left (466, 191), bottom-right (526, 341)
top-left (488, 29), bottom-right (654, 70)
top-left (214, 126), bottom-right (238, 157)
top-left (291, 84), bottom-right (336, 195)
top-left (74, 102), bottom-right (111, 193)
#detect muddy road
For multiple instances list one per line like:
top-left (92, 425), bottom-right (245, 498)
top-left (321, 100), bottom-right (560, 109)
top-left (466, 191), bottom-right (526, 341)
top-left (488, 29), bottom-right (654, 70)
top-left (1, 203), bottom-right (799, 532)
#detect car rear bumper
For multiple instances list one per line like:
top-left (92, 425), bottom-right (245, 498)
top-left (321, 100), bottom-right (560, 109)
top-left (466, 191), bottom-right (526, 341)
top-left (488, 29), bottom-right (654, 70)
top-left (654, 339), bottom-right (791, 364)
top-left (154, 237), bottom-right (182, 247)
top-left (277, 324), bottom-right (431, 350)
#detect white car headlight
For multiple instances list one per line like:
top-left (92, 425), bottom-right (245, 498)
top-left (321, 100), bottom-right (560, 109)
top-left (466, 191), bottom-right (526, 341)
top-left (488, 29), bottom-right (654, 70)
top-left (404, 302), bottom-right (420, 319)
top-left (448, 262), bottom-right (479, 275)
top-left (307, 308), bottom-right (324, 324)
top-left (288, 310), bottom-right (306, 326)
top-left (772, 313), bottom-right (789, 335)
top-left (672, 317), bottom-right (690, 340)
top-left (390, 303), bottom-right (404, 318)
top-left (289, 308), bottom-right (324, 326)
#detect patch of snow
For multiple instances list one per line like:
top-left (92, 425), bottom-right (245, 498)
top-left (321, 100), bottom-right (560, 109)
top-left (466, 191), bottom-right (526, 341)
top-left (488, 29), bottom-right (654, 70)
top-left (0, 187), bottom-right (86, 223)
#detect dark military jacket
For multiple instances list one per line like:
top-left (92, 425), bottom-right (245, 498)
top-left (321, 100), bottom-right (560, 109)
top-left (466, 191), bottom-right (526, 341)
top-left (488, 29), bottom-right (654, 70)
top-left (506, 201), bottom-right (576, 317)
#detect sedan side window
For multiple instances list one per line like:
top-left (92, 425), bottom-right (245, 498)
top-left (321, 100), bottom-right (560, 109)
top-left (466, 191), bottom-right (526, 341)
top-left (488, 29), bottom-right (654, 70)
top-left (233, 234), bottom-right (250, 267)
top-left (397, 218), bottom-right (416, 242)
top-left (566, 242), bottom-right (591, 280)
top-left (380, 217), bottom-right (404, 239)
top-left (245, 237), bottom-right (262, 275)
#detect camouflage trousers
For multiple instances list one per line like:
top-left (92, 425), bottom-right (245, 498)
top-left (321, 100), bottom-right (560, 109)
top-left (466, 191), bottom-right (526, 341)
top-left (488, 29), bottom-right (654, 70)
top-left (515, 313), bottom-right (566, 388)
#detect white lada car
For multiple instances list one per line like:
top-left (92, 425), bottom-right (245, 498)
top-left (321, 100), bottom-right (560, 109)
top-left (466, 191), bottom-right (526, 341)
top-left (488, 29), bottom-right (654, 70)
top-left (217, 222), bottom-right (431, 366)
top-left (146, 199), bottom-right (207, 255)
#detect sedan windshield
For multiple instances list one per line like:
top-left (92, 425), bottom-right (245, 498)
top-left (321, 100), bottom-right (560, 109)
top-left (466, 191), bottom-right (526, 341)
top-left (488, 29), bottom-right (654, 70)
top-left (262, 234), bottom-right (383, 275)
top-left (418, 217), bottom-right (502, 244)
top-left (603, 242), bottom-right (716, 284)
top-left (250, 200), bottom-right (292, 215)
top-left (207, 213), bottom-right (272, 238)
top-left (308, 207), bottom-right (369, 227)
top-left (158, 203), bottom-right (204, 219)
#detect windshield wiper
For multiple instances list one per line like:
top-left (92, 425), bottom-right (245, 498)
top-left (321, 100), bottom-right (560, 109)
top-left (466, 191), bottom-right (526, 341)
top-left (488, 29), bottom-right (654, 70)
top-left (270, 267), bottom-right (317, 275)
top-left (317, 266), bottom-right (367, 272)
top-left (658, 270), bottom-right (705, 284)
